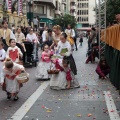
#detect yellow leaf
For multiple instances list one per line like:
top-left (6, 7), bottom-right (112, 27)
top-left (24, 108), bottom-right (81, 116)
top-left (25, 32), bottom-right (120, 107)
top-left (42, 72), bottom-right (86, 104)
top-left (76, 114), bottom-right (82, 117)
top-left (46, 109), bottom-right (52, 113)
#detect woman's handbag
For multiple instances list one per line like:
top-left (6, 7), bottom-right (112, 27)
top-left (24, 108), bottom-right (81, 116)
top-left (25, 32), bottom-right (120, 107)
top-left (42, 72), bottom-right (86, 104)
top-left (16, 71), bottom-right (29, 83)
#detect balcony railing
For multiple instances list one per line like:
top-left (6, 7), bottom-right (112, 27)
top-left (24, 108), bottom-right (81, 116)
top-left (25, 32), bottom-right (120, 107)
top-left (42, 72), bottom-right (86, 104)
top-left (33, 0), bottom-right (55, 7)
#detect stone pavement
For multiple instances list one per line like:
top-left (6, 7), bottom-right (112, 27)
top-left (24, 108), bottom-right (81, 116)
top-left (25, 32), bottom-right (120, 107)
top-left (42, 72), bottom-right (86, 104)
top-left (10, 38), bottom-right (120, 120)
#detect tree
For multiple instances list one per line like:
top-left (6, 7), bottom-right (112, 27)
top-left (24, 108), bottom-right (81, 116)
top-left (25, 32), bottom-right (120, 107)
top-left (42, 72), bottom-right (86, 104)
top-left (106, 0), bottom-right (120, 24)
top-left (54, 14), bottom-right (77, 31)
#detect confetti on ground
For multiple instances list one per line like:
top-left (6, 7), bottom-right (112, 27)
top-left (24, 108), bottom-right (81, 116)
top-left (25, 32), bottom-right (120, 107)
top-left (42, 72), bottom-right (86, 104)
top-left (87, 113), bottom-right (92, 117)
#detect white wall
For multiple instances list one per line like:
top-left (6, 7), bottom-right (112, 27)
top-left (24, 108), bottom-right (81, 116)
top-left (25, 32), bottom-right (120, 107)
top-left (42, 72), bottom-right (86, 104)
top-left (88, 0), bottom-right (96, 25)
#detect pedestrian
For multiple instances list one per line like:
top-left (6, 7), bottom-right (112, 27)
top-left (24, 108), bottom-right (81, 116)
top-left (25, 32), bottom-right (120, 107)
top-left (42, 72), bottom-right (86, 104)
top-left (35, 45), bottom-right (53, 80)
top-left (15, 27), bottom-right (26, 52)
top-left (96, 57), bottom-right (110, 80)
top-left (65, 24), bottom-right (75, 51)
top-left (0, 41), bottom-right (6, 80)
top-left (79, 37), bottom-right (83, 46)
top-left (33, 17), bottom-right (38, 31)
top-left (0, 58), bottom-right (25, 101)
top-left (6, 39), bottom-right (23, 63)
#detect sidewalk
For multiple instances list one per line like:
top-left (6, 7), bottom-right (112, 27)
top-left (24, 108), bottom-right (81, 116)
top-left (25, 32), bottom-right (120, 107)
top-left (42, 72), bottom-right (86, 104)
top-left (11, 38), bottom-right (120, 120)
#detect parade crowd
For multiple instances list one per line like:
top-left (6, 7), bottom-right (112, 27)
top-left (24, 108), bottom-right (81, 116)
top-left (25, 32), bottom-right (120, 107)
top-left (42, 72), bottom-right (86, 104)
top-left (0, 19), bottom-right (110, 101)
top-left (0, 20), bottom-right (80, 101)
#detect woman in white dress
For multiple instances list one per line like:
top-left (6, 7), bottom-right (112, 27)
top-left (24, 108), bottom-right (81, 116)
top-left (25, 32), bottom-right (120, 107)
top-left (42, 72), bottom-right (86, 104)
top-left (50, 33), bottom-right (79, 90)
top-left (0, 58), bottom-right (24, 101)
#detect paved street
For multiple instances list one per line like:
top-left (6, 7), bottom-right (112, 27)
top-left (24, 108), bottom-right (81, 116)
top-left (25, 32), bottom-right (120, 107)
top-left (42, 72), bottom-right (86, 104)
top-left (1, 38), bottom-right (120, 120)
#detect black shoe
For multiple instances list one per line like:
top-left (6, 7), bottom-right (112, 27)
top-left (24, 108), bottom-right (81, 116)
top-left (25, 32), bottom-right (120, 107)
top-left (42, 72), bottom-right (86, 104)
top-left (76, 48), bottom-right (78, 51)
top-left (7, 95), bottom-right (11, 99)
top-left (14, 96), bottom-right (19, 101)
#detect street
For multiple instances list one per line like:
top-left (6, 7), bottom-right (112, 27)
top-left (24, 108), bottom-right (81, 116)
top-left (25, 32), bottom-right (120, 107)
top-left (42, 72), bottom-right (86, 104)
top-left (0, 39), bottom-right (120, 120)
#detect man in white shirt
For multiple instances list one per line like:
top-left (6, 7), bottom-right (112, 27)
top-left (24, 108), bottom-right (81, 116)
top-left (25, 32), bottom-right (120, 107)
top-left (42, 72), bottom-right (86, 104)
top-left (0, 20), bottom-right (16, 51)
top-left (41, 26), bottom-right (48, 49)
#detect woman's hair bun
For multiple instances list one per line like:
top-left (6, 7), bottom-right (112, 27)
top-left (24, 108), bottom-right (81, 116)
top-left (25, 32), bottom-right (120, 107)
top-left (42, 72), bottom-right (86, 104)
top-left (6, 58), bottom-right (12, 61)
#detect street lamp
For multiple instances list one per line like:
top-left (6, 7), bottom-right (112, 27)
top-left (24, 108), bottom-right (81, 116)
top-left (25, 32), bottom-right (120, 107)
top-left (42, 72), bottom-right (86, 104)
top-left (27, 0), bottom-right (33, 26)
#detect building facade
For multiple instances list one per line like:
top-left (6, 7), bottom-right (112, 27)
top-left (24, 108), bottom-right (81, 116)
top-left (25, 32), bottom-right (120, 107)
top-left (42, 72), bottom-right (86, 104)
top-left (77, 0), bottom-right (96, 30)
top-left (70, 0), bottom-right (77, 19)
top-left (29, 0), bottom-right (55, 28)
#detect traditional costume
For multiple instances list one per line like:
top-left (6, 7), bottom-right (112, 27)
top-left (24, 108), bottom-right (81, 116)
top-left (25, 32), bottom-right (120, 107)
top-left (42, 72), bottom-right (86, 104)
top-left (50, 41), bottom-right (78, 90)
top-left (56, 41), bottom-right (77, 75)
top-left (0, 49), bottom-right (6, 80)
top-left (1, 63), bottom-right (24, 96)
top-left (6, 46), bottom-right (23, 63)
top-left (50, 59), bottom-right (79, 90)
top-left (36, 50), bottom-right (53, 80)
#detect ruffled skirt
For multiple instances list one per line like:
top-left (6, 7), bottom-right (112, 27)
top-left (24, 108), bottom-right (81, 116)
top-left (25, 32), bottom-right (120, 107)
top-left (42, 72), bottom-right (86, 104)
top-left (50, 71), bottom-right (80, 90)
top-left (36, 62), bottom-right (51, 80)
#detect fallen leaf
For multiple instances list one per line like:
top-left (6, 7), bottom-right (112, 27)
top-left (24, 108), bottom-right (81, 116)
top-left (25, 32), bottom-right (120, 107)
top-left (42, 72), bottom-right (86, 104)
top-left (76, 114), bottom-right (82, 117)
top-left (46, 109), bottom-right (52, 113)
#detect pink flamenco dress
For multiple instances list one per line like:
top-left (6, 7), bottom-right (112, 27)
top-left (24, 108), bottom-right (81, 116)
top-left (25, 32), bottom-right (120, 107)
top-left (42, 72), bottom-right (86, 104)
top-left (35, 51), bottom-right (53, 80)
top-left (50, 59), bottom-right (80, 90)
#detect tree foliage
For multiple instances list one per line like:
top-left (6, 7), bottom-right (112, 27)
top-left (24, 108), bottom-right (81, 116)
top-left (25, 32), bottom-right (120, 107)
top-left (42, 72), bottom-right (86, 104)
top-left (54, 14), bottom-right (76, 31)
top-left (106, 0), bottom-right (120, 24)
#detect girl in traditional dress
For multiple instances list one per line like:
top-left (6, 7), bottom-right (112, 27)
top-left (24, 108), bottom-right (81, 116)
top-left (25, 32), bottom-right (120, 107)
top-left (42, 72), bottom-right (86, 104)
top-left (0, 58), bottom-right (24, 101)
top-left (15, 27), bottom-right (26, 52)
top-left (0, 41), bottom-right (6, 80)
top-left (50, 33), bottom-right (79, 90)
top-left (96, 57), bottom-right (110, 79)
top-left (6, 39), bottom-right (23, 63)
top-left (36, 45), bottom-right (53, 80)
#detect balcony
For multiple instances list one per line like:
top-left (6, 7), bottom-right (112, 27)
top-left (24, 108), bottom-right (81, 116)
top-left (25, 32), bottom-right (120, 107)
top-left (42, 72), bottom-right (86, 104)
top-left (34, 0), bottom-right (55, 8)
top-left (70, 0), bottom-right (76, 3)
top-left (55, 10), bottom-right (61, 15)
top-left (71, 12), bottom-right (76, 17)
top-left (62, 0), bottom-right (66, 4)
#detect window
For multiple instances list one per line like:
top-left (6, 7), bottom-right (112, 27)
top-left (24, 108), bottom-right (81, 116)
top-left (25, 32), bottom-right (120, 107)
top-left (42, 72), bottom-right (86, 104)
top-left (39, 6), bottom-right (44, 14)
top-left (56, 1), bottom-right (58, 10)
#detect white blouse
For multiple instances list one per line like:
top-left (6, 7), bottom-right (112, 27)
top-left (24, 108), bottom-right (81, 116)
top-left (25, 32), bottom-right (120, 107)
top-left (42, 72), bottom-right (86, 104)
top-left (15, 32), bottom-right (25, 43)
top-left (57, 41), bottom-right (71, 56)
top-left (26, 33), bottom-right (39, 43)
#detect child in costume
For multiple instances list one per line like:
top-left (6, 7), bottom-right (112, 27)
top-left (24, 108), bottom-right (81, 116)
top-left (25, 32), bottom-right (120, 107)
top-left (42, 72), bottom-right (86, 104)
top-left (36, 45), bottom-right (53, 80)
top-left (50, 56), bottom-right (80, 90)
top-left (0, 41), bottom-right (6, 81)
top-left (0, 58), bottom-right (24, 101)
top-left (6, 39), bottom-right (23, 63)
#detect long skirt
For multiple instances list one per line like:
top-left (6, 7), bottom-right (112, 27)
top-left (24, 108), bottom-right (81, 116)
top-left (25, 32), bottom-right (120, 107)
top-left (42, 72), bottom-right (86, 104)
top-left (35, 62), bottom-right (51, 80)
top-left (2, 78), bottom-right (20, 95)
top-left (67, 55), bottom-right (77, 75)
top-left (50, 71), bottom-right (80, 90)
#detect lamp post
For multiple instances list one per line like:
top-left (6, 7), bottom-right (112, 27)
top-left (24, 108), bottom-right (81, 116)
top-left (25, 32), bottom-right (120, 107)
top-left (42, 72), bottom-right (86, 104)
top-left (27, 0), bottom-right (33, 26)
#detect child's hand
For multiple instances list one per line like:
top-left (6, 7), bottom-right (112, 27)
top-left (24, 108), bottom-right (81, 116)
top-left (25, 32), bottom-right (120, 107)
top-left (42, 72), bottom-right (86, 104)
top-left (104, 76), bottom-right (107, 80)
